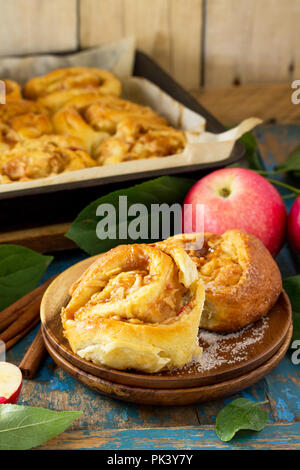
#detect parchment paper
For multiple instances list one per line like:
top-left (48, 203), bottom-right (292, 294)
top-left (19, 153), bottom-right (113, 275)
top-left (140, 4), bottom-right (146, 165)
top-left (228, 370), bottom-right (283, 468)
top-left (0, 37), bottom-right (135, 83)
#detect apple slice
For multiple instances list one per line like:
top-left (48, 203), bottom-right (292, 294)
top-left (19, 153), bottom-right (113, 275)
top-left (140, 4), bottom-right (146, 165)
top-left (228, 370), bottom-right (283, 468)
top-left (0, 362), bottom-right (22, 404)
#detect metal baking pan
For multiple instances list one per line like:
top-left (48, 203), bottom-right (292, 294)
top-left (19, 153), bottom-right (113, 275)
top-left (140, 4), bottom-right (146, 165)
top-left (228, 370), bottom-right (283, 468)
top-left (0, 50), bottom-right (245, 231)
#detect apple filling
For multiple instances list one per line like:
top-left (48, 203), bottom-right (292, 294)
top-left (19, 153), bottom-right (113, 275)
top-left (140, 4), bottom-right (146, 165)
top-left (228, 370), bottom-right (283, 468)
top-left (186, 235), bottom-right (243, 290)
top-left (66, 244), bottom-right (192, 325)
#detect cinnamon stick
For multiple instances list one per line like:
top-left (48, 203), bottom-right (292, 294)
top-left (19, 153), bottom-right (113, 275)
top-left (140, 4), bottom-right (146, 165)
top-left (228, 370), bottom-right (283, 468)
top-left (19, 328), bottom-right (47, 379)
top-left (0, 276), bottom-right (56, 333)
top-left (0, 298), bottom-right (41, 342)
top-left (5, 317), bottom-right (40, 351)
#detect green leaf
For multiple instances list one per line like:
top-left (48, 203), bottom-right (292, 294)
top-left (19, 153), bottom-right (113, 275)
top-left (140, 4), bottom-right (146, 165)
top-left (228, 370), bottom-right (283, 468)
top-left (0, 245), bottom-right (53, 310)
top-left (66, 176), bottom-right (195, 255)
top-left (276, 145), bottom-right (300, 176)
top-left (0, 404), bottom-right (81, 450)
top-left (239, 132), bottom-right (264, 170)
top-left (283, 275), bottom-right (300, 343)
top-left (216, 398), bottom-right (268, 442)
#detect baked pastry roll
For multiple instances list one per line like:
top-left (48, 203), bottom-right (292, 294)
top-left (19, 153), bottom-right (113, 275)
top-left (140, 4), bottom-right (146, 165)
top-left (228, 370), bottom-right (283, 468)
top-left (157, 230), bottom-right (282, 332)
top-left (2, 79), bottom-right (22, 102)
top-left (96, 117), bottom-right (187, 165)
top-left (0, 122), bottom-right (22, 154)
top-left (24, 67), bottom-right (122, 113)
top-left (53, 93), bottom-right (166, 155)
top-left (61, 244), bottom-right (205, 373)
top-left (0, 135), bottom-right (95, 183)
top-left (0, 100), bottom-right (52, 145)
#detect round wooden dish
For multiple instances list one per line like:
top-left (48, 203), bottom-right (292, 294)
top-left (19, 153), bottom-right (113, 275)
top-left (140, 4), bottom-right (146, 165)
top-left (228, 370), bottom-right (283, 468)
top-left (41, 255), bottom-right (292, 389)
top-left (42, 325), bottom-right (292, 406)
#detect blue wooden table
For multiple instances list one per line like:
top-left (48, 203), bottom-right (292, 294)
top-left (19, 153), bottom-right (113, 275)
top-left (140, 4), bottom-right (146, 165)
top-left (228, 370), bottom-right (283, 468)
top-left (7, 125), bottom-right (300, 450)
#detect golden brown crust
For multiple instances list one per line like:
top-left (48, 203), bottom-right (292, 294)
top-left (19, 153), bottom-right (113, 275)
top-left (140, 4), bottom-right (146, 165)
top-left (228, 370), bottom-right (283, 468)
top-left (0, 69), bottom-right (188, 184)
top-left (0, 134), bottom-right (95, 183)
top-left (95, 117), bottom-right (187, 165)
top-left (24, 67), bottom-right (122, 113)
top-left (61, 243), bottom-right (204, 373)
top-left (157, 230), bottom-right (282, 332)
top-left (0, 100), bottom-right (52, 145)
top-left (53, 93), bottom-right (166, 155)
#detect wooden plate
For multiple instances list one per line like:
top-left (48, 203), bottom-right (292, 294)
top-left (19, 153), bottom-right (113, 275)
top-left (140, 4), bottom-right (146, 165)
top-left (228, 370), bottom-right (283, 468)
top-left (41, 256), bottom-right (292, 389)
top-left (42, 325), bottom-right (293, 406)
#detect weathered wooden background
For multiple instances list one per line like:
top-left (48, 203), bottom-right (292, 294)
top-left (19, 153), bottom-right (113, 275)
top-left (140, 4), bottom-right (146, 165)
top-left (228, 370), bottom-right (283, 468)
top-left (0, 0), bottom-right (299, 90)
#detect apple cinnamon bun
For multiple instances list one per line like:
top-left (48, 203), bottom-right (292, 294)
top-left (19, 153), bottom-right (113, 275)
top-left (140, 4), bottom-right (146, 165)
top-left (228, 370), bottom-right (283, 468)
top-left (24, 67), bottom-right (122, 113)
top-left (0, 100), bottom-right (53, 145)
top-left (2, 79), bottom-right (22, 102)
top-left (0, 135), bottom-right (95, 183)
top-left (61, 244), bottom-right (205, 373)
top-left (157, 230), bottom-right (282, 332)
top-left (0, 122), bottom-right (22, 154)
top-left (96, 117), bottom-right (187, 165)
top-left (53, 94), bottom-right (166, 155)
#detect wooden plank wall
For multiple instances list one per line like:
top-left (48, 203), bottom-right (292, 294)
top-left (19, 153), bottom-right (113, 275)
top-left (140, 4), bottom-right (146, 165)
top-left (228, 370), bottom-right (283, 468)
top-left (0, 0), bottom-right (299, 90)
top-left (0, 0), bottom-right (78, 55)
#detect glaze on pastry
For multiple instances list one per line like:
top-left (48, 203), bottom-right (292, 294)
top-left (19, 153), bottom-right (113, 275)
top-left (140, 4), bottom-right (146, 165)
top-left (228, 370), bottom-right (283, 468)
top-left (53, 93), bottom-right (166, 155)
top-left (0, 135), bottom-right (95, 183)
top-left (157, 230), bottom-right (282, 332)
top-left (61, 244), bottom-right (205, 373)
top-left (24, 67), bottom-right (122, 113)
top-left (96, 117), bottom-right (187, 165)
top-left (0, 68), bottom-right (189, 185)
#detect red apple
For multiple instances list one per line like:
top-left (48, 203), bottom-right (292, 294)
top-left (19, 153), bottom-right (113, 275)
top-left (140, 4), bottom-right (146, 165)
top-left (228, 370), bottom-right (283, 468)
top-left (288, 195), bottom-right (300, 254)
top-left (183, 168), bottom-right (287, 256)
top-left (0, 362), bottom-right (22, 404)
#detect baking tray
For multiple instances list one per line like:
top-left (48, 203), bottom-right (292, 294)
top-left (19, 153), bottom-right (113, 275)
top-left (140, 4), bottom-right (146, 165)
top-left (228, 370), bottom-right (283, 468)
top-left (0, 50), bottom-right (245, 231)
